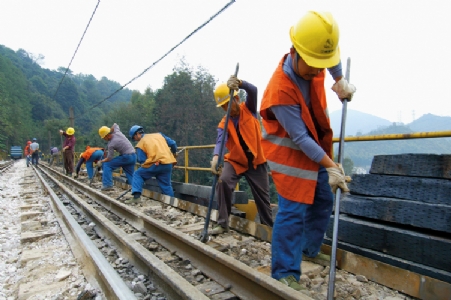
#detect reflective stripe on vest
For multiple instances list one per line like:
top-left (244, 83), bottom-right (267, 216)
top-left (267, 160), bottom-right (317, 180)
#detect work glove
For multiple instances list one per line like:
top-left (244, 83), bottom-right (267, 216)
top-left (96, 161), bottom-right (102, 168)
top-left (227, 75), bottom-right (241, 91)
top-left (326, 163), bottom-right (350, 194)
top-left (210, 155), bottom-right (222, 176)
top-left (331, 78), bottom-right (356, 101)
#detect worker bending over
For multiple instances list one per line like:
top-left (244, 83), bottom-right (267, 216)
top-left (74, 146), bottom-right (104, 179)
top-left (127, 125), bottom-right (177, 204)
top-left (98, 124), bottom-right (136, 191)
top-left (209, 76), bottom-right (273, 235)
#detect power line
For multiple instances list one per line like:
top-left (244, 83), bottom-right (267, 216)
top-left (52, 0), bottom-right (101, 100)
top-left (88, 0), bottom-right (235, 111)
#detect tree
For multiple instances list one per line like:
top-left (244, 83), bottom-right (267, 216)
top-left (152, 61), bottom-right (222, 184)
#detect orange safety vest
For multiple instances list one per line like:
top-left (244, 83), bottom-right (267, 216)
top-left (136, 133), bottom-right (176, 168)
top-left (81, 147), bottom-right (104, 161)
top-left (218, 102), bottom-right (266, 175)
top-left (260, 54), bottom-right (333, 204)
top-left (24, 145), bottom-right (31, 156)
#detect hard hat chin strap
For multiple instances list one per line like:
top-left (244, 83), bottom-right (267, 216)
top-left (294, 51), bottom-right (301, 75)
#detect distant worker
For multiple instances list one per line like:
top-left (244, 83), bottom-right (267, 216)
top-left (29, 138), bottom-right (40, 166)
top-left (59, 127), bottom-right (76, 177)
top-left (259, 11), bottom-right (356, 290)
top-left (97, 124), bottom-right (136, 191)
top-left (127, 125), bottom-right (177, 204)
top-left (49, 146), bottom-right (59, 166)
top-left (24, 140), bottom-right (32, 167)
top-left (74, 146), bottom-right (104, 180)
top-left (209, 77), bottom-right (273, 235)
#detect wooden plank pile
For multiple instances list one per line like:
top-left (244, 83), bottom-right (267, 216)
top-left (326, 154), bottom-right (451, 283)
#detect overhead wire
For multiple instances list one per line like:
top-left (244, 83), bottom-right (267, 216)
top-left (87, 0), bottom-right (236, 111)
top-left (52, 0), bottom-right (101, 100)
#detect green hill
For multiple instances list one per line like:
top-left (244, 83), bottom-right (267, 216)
top-left (335, 115), bottom-right (451, 171)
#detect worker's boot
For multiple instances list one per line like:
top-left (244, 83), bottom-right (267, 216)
top-left (303, 252), bottom-right (331, 267)
top-left (210, 225), bottom-right (229, 235)
top-left (279, 275), bottom-right (305, 291)
top-left (101, 186), bottom-right (114, 191)
top-left (125, 197), bottom-right (142, 204)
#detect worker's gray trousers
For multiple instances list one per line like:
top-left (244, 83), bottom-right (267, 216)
top-left (216, 159), bottom-right (273, 228)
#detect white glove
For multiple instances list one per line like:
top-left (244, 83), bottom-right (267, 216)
top-left (227, 75), bottom-right (241, 91)
top-left (331, 78), bottom-right (356, 101)
top-left (96, 161), bottom-right (102, 168)
top-left (210, 155), bottom-right (222, 176)
top-left (326, 163), bottom-right (350, 194)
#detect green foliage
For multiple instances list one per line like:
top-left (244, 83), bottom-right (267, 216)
top-left (0, 44), bottom-right (133, 153)
top-left (151, 60), bottom-right (223, 184)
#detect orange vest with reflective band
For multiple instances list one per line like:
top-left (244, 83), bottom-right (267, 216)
top-left (81, 147), bottom-right (104, 161)
top-left (218, 102), bottom-right (266, 175)
top-left (136, 133), bottom-right (176, 168)
top-left (260, 55), bottom-right (333, 204)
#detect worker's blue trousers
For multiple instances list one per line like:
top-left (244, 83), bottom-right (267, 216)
top-left (86, 150), bottom-right (104, 179)
top-left (102, 154), bottom-right (136, 188)
top-left (131, 163), bottom-right (174, 197)
top-left (271, 166), bottom-right (333, 281)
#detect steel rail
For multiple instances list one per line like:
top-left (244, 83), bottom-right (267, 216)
top-left (39, 164), bottom-right (313, 300)
top-left (33, 166), bottom-right (136, 300)
top-left (38, 164), bottom-right (208, 300)
top-left (0, 160), bottom-right (15, 172)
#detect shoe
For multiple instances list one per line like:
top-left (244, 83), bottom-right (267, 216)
top-left (303, 252), bottom-right (331, 266)
top-left (279, 275), bottom-right (305, 291)
top-left (125, 197), bottom-right (143, 204)
top-left (101, 186), bottom-right (114, 191)
top-left (210, 225), bottom-right (229, 235)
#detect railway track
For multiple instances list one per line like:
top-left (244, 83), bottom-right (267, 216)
top-left (34, 163), bottom-right (307, 300)
top-left (0, 160), bottom-right (14, 173)
top-left (2, 160), bottom-right (432, 299)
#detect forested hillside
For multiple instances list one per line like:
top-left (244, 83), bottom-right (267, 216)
top-left (0, 45), bottom-right (225, 185)
top-left (0, 45), bottom-right (132, 152)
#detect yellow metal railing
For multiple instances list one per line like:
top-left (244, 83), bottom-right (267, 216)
top-left (174, 144), bottom-right (215, 183)
top-left (175, 131), bottom-right (451, 183)
top-left (331, 130), bottom-right (451, 159)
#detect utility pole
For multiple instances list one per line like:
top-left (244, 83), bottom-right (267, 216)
top-left (48, 131), bottom-right (51, 151)
top-left (69, 107), bottom-right (74, 128)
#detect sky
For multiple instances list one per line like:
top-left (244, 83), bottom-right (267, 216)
top-left (1, 0), bottom-right (450, 123)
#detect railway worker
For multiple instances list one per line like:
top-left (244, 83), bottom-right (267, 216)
top-left (259, 11), bottom-right (356, 291)
top-left (24, 140), bottom-right (32, 167)
top-left (29, 138), bottom-right (40, 166)
top-left (74, 146), bottom-right (104, 180)
top-left (209, 76), bottom-right (273, 235)
top-left (97, 123), bottom-right (136, 191)
top-left (60, 127), bottom-right (76, 177)
top-left (49, 146), bottom-right (59, 166)
top-left (127, 125), bottom-right (177, 204)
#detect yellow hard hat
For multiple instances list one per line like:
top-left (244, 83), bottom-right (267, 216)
top-left (289, 11), bottom-right (340, 69)
top-left (66, 127), bottom-right (75, 135)
top-left (98, 126), bottom-right (110, 138)
top-left (214, 83), bottom-right (238, 107)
